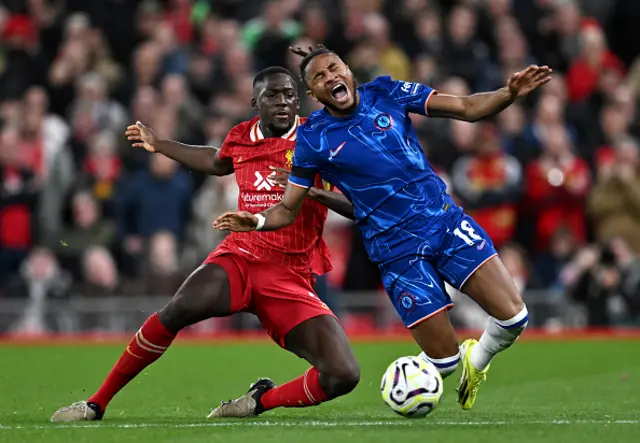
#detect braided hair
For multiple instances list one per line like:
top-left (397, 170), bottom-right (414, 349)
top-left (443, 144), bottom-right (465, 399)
top-left (289, 44), bottom-right (337, 88)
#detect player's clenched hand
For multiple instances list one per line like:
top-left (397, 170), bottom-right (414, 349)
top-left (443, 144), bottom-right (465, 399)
top-left (213, 211), bottom-right (259, 232)
top-left (269, 166), bottom-right (290, 188)
top-left (125, 121), bottom-right (158, 153)
top-left (508, 65), bottom-right (552, 99)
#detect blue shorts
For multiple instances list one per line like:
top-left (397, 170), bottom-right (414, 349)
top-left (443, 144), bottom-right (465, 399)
top-left (379, 211), bottom-right (498, 328)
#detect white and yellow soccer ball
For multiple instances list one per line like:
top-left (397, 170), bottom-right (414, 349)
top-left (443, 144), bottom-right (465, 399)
top-left (380, 356), bottom-right (444, 417)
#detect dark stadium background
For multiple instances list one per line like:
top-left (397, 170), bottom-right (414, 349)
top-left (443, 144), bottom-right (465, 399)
top-left (1, 0), bottom-right (640, 336)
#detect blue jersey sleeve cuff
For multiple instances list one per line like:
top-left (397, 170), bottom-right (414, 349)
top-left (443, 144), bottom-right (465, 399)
top-left (288, 175), bottom-right (312, 189)
top-left (423, 89), bottom-right (437, 117)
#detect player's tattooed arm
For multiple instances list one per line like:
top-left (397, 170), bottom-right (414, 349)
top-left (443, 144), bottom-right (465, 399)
top-left (270, 167), bottom-right (355, 220)
top-left (213, 184), bottom-right (308, 232)
top-left (427, 65), bottom-right (552, 122)
top-left (125, 121), bottom-right (234, 176)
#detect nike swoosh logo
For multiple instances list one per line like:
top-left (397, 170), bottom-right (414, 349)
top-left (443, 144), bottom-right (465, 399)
top-left (329, 141), bottom-right (346, 158)
top-left (126, 346), bottom-right (143, 359)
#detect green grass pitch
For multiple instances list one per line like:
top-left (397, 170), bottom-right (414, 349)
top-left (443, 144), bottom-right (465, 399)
top-left (1, 339), bottom-right (639, 443)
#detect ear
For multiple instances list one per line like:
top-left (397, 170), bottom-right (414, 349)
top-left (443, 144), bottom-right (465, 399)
top-left (306, 89), bottom-right (318, 102)
top-left (251, 97), bottom-right (258, 111)
top-left (295, 97), bottom-right (300, 110)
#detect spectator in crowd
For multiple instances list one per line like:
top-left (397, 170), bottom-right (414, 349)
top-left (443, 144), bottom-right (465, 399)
top-left (2, 0), bottom-right (640, 333)
top-left (3, 247), bottom-right (72, 334)
top-left (242, 0), bottom-right (301, 56)
top-left (565, 19), bottom-right (624, 103)
top-left (441, 5), bottom-right (491, 91)
top-left (589, 135), bottom-right (640, 252)
top-left (160, 73), bottom-right (204, 143)
top-left (413, 8), bottom-right (444, 59)
top-left (19, 89), bottom-right (76, 244)
top-left (535, 226), bottom-right (581, 289)
top-left (520, 93), bottom-right (577, 165)
top-left (76, 130), bottom-right (122, 216)
top-left (498, 243), bottom-right (543, 293)
top-left (362, 12), bottom-right (411, 81)
top-left (0, 11), bottom-right (41, 101)
top-left (496, 103), bottom-right (528, 160)
top-left (116, 154), bottom-right (193, 270)
top-left (452, 120), bottom-right (522, 248)
top-left (569, 241), bottom-right (640, 326)
top-left (80, 245), bottom-right (121, 297)
top-left (524, 125), bottom-right (591, 252)
top-left (143, 231), bottom-right (186, 296)
top-left (54, 190), bottom-right (116, 279)
top-left (0, 126), bottom-right (39, 285)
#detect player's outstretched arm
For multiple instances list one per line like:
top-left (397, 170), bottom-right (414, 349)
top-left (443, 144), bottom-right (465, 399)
top-left (125, 121), bottom-right (233, 176)
top-left (427, 65), bottom-right (552, 122)
top-left (213, 183), bottom-right (309, 232)
top-left (270, 167), bottom-right (355, 220)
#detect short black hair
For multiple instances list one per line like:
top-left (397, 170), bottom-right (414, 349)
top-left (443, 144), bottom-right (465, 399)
top-left (253, 66), bottom-right (296, 88)
top-left (289, 44), bottom-right (337, 88)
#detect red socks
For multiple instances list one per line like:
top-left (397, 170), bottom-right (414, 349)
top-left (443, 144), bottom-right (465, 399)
top-left (260, 367), bottom-right (328, 410)
top-left (89, 313), bottom-right (176, 410)
top-left (88, 314), bottom-right (328, 414)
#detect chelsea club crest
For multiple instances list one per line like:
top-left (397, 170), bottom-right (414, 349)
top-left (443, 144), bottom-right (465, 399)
top-left (374, 113), bottom-right (393, 131)
top-left (399, 292), bottom-right (416, 312)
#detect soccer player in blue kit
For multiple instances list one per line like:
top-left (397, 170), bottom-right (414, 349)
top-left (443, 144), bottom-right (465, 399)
top-left (215, 45), bottom-right (552, 410)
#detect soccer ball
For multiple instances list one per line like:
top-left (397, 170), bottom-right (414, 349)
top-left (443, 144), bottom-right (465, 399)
top-left (380, 356), bottom-right (443, 417)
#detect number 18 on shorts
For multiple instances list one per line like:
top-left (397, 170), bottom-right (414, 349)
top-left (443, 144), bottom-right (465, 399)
top-left (381, 213), bottom-right (498, 328)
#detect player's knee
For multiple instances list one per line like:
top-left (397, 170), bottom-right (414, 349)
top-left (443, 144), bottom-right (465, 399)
top-left (323, 360), bottom-right (360, 397)
top-left (506, 294), bottom-right (526, 319)
top-left (157, 303), bottom-right (186, 333)
top-left (158, 293), bottom-right (199, 333)
top-left (332, 368), bottom-right (360, 397)
top-left (496, 283), bottom-right (527, 322)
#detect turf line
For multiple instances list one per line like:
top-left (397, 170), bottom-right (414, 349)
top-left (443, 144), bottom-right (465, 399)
top-left (4, 327), bottom-right (640, 346)
top-left (1, 419), bottom-right (638, 430)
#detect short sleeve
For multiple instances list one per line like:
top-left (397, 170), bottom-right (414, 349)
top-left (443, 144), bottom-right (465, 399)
top-left (217, 132), bottom-right (234, 160)
top-left (289, 131), bottom-right (318, 189)
top-left (371, 76), bottom-right (437, 116)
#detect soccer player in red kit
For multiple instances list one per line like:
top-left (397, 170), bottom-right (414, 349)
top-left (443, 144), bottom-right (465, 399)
top-left (51, 67), bottom-right (359, 422)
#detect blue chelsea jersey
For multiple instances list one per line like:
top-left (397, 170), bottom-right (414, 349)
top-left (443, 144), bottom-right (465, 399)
top-left (289, 76), bottom-right (458, 265)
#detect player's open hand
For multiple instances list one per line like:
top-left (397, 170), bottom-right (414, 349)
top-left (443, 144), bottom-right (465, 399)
top-left (125, 121), bottom-right (158, 152)
top-left (507, 65), bottom-right (552, 99)
top-left (269, 166), bottom-right (290, 188)
top-left (213, 211), bottom-right (259, 232)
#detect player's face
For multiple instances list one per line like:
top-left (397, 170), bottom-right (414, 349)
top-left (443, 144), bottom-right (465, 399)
top-left (254, 74), bottom-right (300, 137)
top-left (305, 53), bottom-right (357, 114)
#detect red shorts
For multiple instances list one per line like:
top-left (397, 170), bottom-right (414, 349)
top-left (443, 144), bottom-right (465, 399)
top-left (203, 250), bottom-right (337, 347)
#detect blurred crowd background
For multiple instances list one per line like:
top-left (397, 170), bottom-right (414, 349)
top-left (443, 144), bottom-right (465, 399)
top-left (1, 0), bottom-right (640, 336)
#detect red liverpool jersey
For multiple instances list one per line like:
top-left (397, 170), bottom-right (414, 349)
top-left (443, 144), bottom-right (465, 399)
top-left (211, 116), bottom-right (332, 275)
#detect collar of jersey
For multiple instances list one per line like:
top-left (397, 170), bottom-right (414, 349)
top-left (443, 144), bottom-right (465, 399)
top-left (250, 115), bottom-right (300, 142)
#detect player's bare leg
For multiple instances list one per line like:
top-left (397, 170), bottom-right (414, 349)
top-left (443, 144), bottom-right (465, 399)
top-left (282, 314), bottom-right (360, 400)
top-left (209, 315), bottom-right (359, 417)
top-left (411, 309), bottom-right (462, 380)
top-left (51, 264), bottom-right (233, 422)
top-left (457, 256), bottom-right (528, 410)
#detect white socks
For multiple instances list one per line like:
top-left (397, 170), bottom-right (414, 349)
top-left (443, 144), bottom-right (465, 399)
top-left (419, 351), bottom-right (460, 379)
top-left (470, 306), bottom-right (529, 371)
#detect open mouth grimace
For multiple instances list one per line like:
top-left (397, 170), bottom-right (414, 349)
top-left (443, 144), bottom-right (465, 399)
top-left (331, 83), bottom-right (349, 102)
